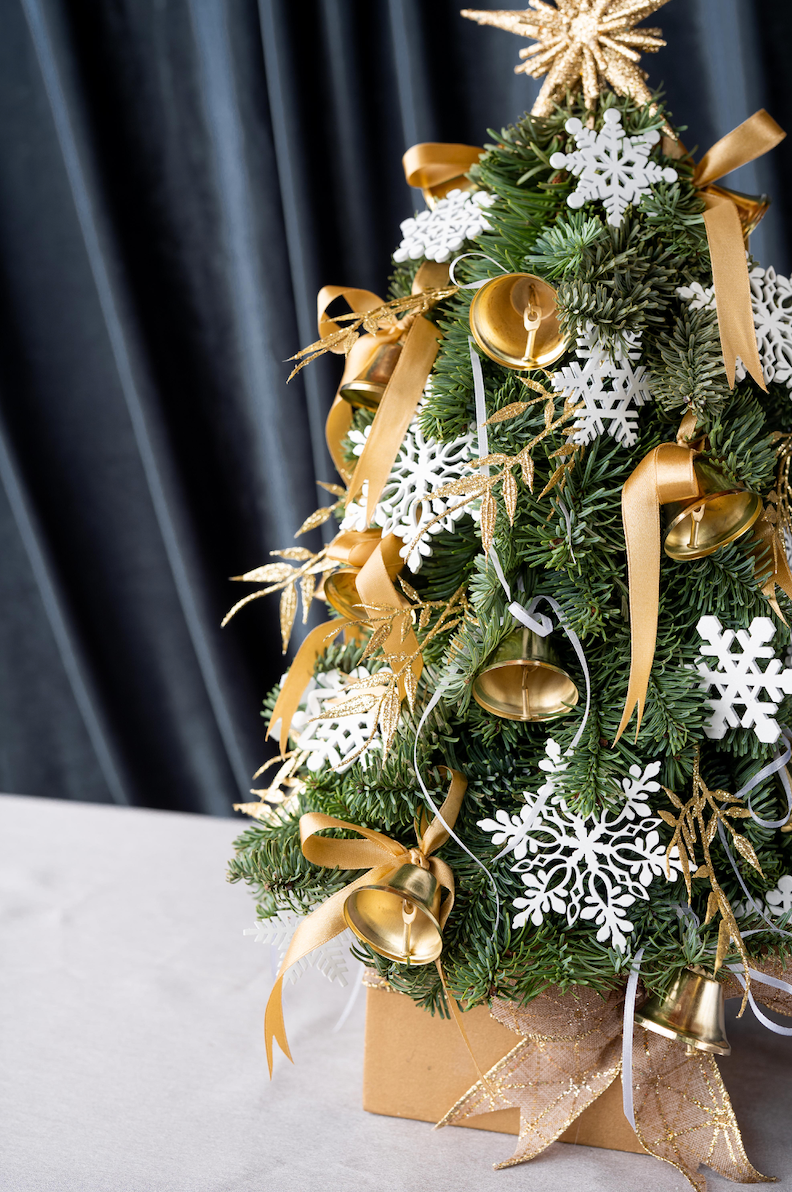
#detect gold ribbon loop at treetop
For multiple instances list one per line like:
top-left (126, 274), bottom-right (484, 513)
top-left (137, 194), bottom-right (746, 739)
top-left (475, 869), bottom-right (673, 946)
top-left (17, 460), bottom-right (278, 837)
top-left (263, 768), bottom-right (467, 1074)
top-left (615, 413), bottom-right (700, 744)
top-left (402, 142), bottom-right (483, 203)
top-left (692, 110), bottom-right (786, 390)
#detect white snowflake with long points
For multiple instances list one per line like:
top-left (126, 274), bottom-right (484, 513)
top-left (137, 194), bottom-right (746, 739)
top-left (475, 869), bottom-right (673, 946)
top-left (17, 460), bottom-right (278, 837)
top-left (696, 615), bottom-right (792, 745)
top-left (341, 417), bottom-right (476, 572)
top-left (551, 323), bottom-right (653, 447)
top-left (678, 265), bottom-right (792, 390)
top-left (478, 740), bottom-right (682, 951)
top-left (289, 665), bottom-right (387, 772)
top-left (767, 875), bottom-right (792, 917)
top-left (549, 109), bottom-right (678, 228)
top-left (244, 913), bottom-right (352, 986)
top-left (393, 189), bottom-right (497, 264)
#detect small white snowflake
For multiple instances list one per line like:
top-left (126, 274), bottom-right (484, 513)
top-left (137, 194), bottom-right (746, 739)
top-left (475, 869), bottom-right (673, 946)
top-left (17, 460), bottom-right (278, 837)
top-left (766, 875), bottom-right (792, 917)
top-left (549, 109), bottom-right (678, 228)
top-left (244, 912), bottom-right (352, 986)
top-left (340, 417), bottom-right (476, 572)
top-left (696, 615), bottom-right (792, 745)
top-left (679, 265), bottom-right (792, 390)
top-left (290, 665), bottom-right (387, 772)
top-left (551, 323), bottom-right (653, 447)
top-left (393, 189), bottom-right (497, 264)
top-left (478, 740), bottom-right (681, 951)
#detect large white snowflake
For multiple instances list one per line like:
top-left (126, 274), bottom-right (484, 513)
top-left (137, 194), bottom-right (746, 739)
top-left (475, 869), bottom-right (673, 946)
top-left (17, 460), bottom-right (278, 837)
top-left (696, 615), bottom-right (792, 745)
top-left (341, 417), bottom-right (476, 572)
top-left (678, 265), bottom-right (792, 390)
top-left (244, 912), bottom-right (352, 986)
top-left (393, 188), bottom-right (497, 264)
top-left (478, 740), bottom-right (682, 951)
top-left (549, 109), bottom-right (678, 229)
top-left (551, 323), bottom-right (653, 447)
top-left (290, 665), bottom-right (387, 773)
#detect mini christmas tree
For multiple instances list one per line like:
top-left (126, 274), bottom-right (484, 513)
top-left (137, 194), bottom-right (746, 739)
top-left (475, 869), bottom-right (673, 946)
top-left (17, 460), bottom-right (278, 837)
top-left (228, 3), bottom-right (792, 1186)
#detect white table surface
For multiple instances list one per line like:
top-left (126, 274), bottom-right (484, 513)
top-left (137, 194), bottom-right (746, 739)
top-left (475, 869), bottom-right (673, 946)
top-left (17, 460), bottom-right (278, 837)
top-left (2, 792), bottom-right (791, 1192)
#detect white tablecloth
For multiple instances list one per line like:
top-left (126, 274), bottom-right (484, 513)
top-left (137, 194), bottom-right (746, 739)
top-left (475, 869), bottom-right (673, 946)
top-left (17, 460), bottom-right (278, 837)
top-left (2, 793), bottom-right (791, 1192)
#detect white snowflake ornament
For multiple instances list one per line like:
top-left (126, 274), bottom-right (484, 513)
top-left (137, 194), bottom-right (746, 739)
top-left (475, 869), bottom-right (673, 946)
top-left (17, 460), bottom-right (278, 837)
top-left (244, 912), bottom-right (351, 986)
top-left (551, 323), bottom-right (653, 447)
top-left (696, 615), bottom-right (792, 744)
top-left (290, 665), bottom-right (387, 772)
top-left (766, 875), bottom-right (792, 917)
top-left (393, 189), bottom-right (497, 264)
top-left (478, 740), bottom-right (682, 951)
top-left (550, 109), bottom-right (678, 228)
top-left (340, 417), bottom-right (476, 572)
top-left (679, 265), bottom-right (792, 390)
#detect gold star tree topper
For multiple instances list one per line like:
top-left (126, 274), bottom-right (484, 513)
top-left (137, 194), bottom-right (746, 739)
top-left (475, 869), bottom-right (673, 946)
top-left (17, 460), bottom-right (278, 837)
top-left (461, 0), bottom-right (671, 117)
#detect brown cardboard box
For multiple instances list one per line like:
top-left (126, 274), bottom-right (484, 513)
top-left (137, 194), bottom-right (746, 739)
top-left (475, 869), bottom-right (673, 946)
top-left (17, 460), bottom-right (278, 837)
top-left (363, 984), bottom-right (645, 1153)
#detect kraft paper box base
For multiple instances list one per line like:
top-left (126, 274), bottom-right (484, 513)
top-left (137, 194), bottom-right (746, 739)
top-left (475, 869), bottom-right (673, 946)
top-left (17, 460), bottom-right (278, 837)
top-left (363, 984), bottom-right (645, 1154)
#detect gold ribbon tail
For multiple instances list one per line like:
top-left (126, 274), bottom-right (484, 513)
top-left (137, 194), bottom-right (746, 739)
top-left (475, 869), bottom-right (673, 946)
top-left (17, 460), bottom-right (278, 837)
top-left (263, 771), bottom-right (466, 1075)
top-left (355, 535), bottom-right (423, 696)
top-left (616, 443), bottom-right (698, 744)
top-left (693, 110), bottom-right (786, 391)
top-left (266, 619), bottom-right (348, 755)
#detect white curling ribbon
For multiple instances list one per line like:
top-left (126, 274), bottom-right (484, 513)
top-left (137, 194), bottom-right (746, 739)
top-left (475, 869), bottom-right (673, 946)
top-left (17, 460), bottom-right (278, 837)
top-left (621, 946), bottom-right (645, 1130)
top-left (728, 966), bottom-right (792, 1037)
top-left (449, 251), bottom-right (508, 290)
top-left (734, 725), bottom-right (792, 829)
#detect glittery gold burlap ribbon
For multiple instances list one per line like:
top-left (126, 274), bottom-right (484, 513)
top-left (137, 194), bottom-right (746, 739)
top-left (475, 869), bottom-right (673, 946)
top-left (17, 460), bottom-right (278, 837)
top-left (264, 768), bottom-right (467, 1074)
top-left (402, 142), bottom-right (483, 204)
top-left (438, 980), bottom-right (778, 1192)
top-left (266, 530), bottom-right (417, 755)
top-left (692, 110), bottom-right (786, 389)
top-left (615, 413), bottom-right (700, 743)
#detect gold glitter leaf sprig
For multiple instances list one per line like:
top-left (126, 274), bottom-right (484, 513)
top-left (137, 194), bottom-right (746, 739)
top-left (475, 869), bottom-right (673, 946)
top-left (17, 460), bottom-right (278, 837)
top-left (462, 1), bottom-right (670, 117)
top-left (222, 546), bottom-right (336, 652)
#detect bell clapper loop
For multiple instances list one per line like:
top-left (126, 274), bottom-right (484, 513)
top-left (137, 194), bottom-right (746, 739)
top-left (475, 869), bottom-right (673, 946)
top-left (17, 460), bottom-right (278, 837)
top-left (401, 899), bottom-right (418, 965)
top-left (688, 501), bottom-right (706, 550)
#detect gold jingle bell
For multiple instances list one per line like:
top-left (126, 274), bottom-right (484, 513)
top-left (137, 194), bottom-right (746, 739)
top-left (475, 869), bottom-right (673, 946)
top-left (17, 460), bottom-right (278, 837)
top-left (634, 967), bottom-right (731, 1056)
top-left (664, 458), bottom-right (763, 561)
top-left (343, 862), bottom-right (443, 965)
top-left (339, 339), bottom-right (403, 411)
top-left (469, 272), bottom-right (567, 371)
top-left (321, 530), bottom-right (402, 619)
top-left (472, 626), bottom-right (579, 722)
top-left (700, 183), bottom-right (770, 244)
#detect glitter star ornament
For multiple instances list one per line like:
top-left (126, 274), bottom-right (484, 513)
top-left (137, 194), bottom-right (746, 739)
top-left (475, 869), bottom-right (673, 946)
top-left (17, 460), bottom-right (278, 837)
top-left (461, 1), bottom-right (671, 117)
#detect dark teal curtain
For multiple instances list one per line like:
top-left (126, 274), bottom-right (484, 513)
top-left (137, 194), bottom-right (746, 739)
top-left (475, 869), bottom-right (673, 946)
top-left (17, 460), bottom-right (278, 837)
top-left (1, 0), bottom-right (790, 813)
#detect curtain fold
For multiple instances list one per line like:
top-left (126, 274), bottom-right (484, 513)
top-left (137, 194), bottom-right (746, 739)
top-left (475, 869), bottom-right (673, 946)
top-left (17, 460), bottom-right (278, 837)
top-left (0, 0), bottom-right (790, 812)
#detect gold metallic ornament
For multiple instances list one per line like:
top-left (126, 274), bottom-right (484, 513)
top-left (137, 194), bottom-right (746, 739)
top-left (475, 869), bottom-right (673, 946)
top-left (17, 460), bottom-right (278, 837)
top-left (472, 626), bottom-right (579, 722)
top-left (469, 273), bottom-right (567, 371)
top-left (322, 530), bottom-right (403, 620)
top-left (663, 459), bottom-right (763, 561)
top-left (343, 862), bottom-right (443, 965)
top-left (339, 340), bottom-right (403, 410)
top-left (635, 967), bottom-right (731, 1056)
top-left (701, 184), bottom-right (770, 245)
top-left (461, 2), bottom-right (671, 117)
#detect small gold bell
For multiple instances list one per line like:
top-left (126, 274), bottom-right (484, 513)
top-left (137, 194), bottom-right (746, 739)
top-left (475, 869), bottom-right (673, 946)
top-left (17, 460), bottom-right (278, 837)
top-left (343, 863), bottom-right (443, 965)
top-left (700, 183), bottom-right (771, 244)
top-left (339, 340), bottom-right (403, 411)
top-left (469, 272), bottom-right (567, 371)
top-left (472, 627), bottom-right (579, 722)
top-left (322, 569), bottom-right (364, 621)
top-left (664, 459), bottom-right (762, 561)
top-left (634, 967), bottom-right (731, 1056)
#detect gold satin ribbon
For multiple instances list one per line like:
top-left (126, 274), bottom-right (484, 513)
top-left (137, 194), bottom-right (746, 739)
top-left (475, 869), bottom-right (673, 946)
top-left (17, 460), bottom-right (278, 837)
top-left (753, 509), bottom-right (792, 620)
top-left (266, 532), bottom-right (410, 755)
top-left (402, 142), bottom-right (483, 203)
top-left (615, 420), bottom-right (700, 744)
top-left (692, 110), bottom-right (786, 390)
top-left (264, 768), bottom-right (467, 1074)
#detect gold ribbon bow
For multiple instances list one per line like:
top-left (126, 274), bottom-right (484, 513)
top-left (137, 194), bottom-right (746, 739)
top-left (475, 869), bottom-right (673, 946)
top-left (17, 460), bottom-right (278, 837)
top-left (691, 110), bottom-right (786, 389)
top-left (264, 768), bottom-right (467, 1074)
top-left (439, 981), bottom-right (773, 1191)
top-left (402, 142), bottom-right (483, 206)
top-left (266, 529), bottom-right (420, 755)
top-left (615, 414), bottom-right (700, 743)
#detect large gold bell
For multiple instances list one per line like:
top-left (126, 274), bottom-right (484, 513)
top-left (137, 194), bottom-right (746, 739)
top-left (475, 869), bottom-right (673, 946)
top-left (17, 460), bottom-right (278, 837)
top-left (343, 863), bottom-right (443, 965)
top-left (701, 184), bottom-right (770, 244)
top-left (339, 340), bottom-right (403, 411)
top-left (635, 967), bottom-right (731, 1056)
top-left (469, 273), bottom-right (567, 371)
top-left (664, 459), bottom-right (763, 561)
top-left (472, 627), bottom-right (579, 722)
